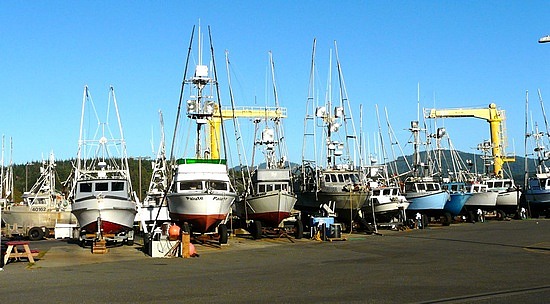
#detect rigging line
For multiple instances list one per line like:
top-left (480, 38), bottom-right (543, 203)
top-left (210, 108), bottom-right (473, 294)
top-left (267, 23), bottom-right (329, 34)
top-left (537, 89), bottom-right (550, 148)
top-left (208, 25), bottom-right (228, 161)
top-left (169, 25), bottom-right (195, 164)
top-left (150, 25), bottom-right (195, 241)
top-left (524, 91), bottom-right (530, 192)
top-left (224, 50), bottom-right (249, 193)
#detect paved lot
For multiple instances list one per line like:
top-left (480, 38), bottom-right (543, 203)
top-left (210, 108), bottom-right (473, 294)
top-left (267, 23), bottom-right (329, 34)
top-left (1, 219), bottom-right (549, 303)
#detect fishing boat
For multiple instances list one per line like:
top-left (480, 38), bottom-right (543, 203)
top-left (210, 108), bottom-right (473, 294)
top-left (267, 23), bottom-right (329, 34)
top-left (361, 164), bottom-right (409, 223)
top-left (233, 52), bottom-right (298, 239)
top-left (402, 121), bottom-right (450, 226)
top-left (432, 128), bottom-right (471, 222)
top-left (136, 111), bottom-right (170, 234)
top-left (482, 177), bottom-right (520, 216)
top-left (295, 40), bottom-right (369, 230)
top-left (523, 173), bottom-right (550, 217)
top-left (463, 182), bottom-right (498, 215)
top-left (2, 152), bottom-right (76, 240)
top-left (70, 86), bottom-right (137, 246)
top-left (441, 181), bottom-right (472, 219)
top-left (166, 25), bottom-right (237, 244)
top-left (368, 185), bottom-right (408, 222)
top-left (522, 122), bottom-right (550, 217)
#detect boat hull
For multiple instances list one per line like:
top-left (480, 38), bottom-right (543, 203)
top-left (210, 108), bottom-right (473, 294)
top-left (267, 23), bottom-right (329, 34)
top-left (464, 192), bottom-right (498, 211)
top-left (72, 196), bottom-right (137, 234)
top-left (405, 191), bottom-right (449, 215)
top-left (495, 190), bottom-right (520, 214)
top-left (374, 200), bottom-right (410, 215)
top-left (523, 190), bottom-right (550, 214)
top-left (444, 193), bottom-right (472, 216)
top-left (167, 192), bottom-right (236, 233)
top-left (136, 205), bottom-right (170, 223)
top-left (295, 191), bottom-right (368, 223)
top-left (239, 190), bottom-right (297, 228)
top-left (2, 205), bottom-right (77, 228)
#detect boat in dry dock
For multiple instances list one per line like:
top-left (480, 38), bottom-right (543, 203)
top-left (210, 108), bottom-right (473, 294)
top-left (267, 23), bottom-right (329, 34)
top-left (2, 152), bottom-right (76, 240)
top-left (295, 39), bottom-right (369, 231)
top-left (166, 25), bottom-right (237, 244)
top-left (69, 86), bottom-right (137, 245)
top-left (136, 111), bottom-right (170, 233)
top-left (361, 164), bottom-right (409, 223)
top-left (401, 121), bottom-right (450, 226)
top-left (232, 52), bottom-right (299, 239)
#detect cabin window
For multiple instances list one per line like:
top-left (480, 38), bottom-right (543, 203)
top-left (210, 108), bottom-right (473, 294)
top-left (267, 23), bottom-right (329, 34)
top-left (267, 184), bottom-right (274, 191)
top-left (331, 174), bottom-right (338, 182)
top-left (80, 182), bottom-right (92, 193)
top-left (503, 181), bottom-right (512, 188)
top-left (343, 174), bottom-right (350, 182)
top-left (210, 181), bottom-right (228, 191)
top-left (112, 182), bottom-right (125, 191)
top-left (325, 175), bottom-right (331, 182)
top-left (180, 181), bottom-right (203, 190)
top-left (373, 189), bottom-right (380, 196)
top-left (486, 181), bottom-right (494, 188)
top-left (417, 183), bottom-right (426, 191)
top-left (282, 184), bottom-right (287, 191)
top-left (274, 184), bottom-right (282, 191)
top-left (405, 183), bottom-right (414, 192)
top-left (382, 189), bottom-right (390, 195)
top-left (259, 184), bottom-right (266, 193)
top-left (95, 182), bottom-right (109, 192)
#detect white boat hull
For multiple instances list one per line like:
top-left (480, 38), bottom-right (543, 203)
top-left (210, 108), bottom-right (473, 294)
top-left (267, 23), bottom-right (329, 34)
top-left (464, 192), bottom-right (498, 209)
top-left (495, 191), bottom-right (520, 209)
top-left (2, 205), bottom-right (77, 228)
top-left (136, 205), bottom-right (170, 223)
top-left (374, 201), bottom-right (410, 214)
top-left (167, 192), bottom-right (236, 233)
top-left (239, 190), bottom-right (297, 227)
top-left (72, 196), bottom-right (137, 234)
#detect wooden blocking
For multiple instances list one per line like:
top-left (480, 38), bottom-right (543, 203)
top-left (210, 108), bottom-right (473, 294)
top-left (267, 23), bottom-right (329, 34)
top-left (181, 232), bottom-right (191, 258)
top-left (92, 240), bottom-right (108, 254)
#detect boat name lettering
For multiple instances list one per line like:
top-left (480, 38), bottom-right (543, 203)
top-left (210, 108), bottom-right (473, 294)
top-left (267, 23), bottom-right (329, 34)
top-left (186, 196), bottom-right (203, 201)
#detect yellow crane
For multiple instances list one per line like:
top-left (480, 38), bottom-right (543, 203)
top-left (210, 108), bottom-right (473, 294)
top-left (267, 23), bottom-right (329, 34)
top-left (208, 106), bottom-right (287, 159)
top-left (425, 103), bottom-right (515, 178)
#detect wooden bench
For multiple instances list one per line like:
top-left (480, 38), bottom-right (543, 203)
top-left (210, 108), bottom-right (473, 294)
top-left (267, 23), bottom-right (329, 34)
top-left (3, 241), bottom-right (40, 265)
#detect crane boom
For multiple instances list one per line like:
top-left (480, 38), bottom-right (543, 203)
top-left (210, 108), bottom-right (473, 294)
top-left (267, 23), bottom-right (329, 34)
top-left (208, 106), bottom-right (287, 159)
top-left (425, 103), bottom-right (515, 178)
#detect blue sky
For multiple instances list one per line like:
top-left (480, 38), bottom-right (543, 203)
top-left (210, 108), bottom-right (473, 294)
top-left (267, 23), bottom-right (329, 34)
top-left (1, 1), bottom-right (549, 166)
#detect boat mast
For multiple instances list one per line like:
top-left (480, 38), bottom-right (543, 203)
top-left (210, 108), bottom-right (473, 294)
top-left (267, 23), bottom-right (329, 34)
top-left (301, 39), bottom-right (319, 192)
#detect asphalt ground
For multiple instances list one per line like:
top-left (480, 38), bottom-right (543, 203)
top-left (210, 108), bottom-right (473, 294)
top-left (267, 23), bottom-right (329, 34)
top-left (1, 219), bottom-right (549, 303)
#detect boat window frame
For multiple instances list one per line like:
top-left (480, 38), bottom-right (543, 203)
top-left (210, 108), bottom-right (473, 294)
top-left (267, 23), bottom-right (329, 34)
top-left (95, 182), bottom-right (109, 192)
top-left (209, 181), bottom-right (228, 191)
top-left (111, 181), bottom-right (125, 192)
top-left (179, 181), bottom-right (203, 191)
top-left (79, 182), bottom-right (93, 193)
